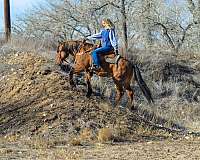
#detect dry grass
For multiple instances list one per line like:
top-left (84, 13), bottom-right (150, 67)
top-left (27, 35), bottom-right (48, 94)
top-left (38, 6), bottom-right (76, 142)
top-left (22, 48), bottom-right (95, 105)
top-left (139, 100), bottom-right (200, 131)
top-left (69, 128), bottom-right (96, 146)
top-left (0, 136), bottom-right (83, 160)
top-left (70, 127), bottom-right (113, 145)
top-left (89, 47), bottom-right (200, 134)
top-left (3, 134), bottom-right (21, 143)
top-left (79, 128), bottom-right (94, 142)
top-left (97, 128), bottom-right (113, 143)
top-left (69, 137), bottom-right (82, 146)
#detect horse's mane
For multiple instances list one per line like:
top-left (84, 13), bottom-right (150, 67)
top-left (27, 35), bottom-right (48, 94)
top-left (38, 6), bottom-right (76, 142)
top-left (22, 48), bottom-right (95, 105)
top-left (62, 40), bottom-right (81, 55)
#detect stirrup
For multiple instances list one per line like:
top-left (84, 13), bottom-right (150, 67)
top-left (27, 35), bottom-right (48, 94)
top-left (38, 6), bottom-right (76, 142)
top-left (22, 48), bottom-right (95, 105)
top-left (91, 64), bottom-right (100, 70)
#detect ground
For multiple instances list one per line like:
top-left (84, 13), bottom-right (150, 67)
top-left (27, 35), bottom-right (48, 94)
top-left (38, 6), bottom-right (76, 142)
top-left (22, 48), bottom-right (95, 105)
top-left (0, 50), bottom-right (200, 160)
top-left (1, 137), bottom-right (200, 159)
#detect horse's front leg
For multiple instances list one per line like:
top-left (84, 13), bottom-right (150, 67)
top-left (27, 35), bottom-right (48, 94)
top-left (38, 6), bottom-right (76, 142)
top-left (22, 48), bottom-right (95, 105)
top-left (85, 71), bottom-right (93, 98)
top-left (69, 68), bottom-right (76, 88)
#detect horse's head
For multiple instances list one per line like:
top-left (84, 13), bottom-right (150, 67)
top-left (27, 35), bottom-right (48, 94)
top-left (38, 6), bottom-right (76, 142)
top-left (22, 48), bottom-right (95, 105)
top-left (55, 41), bottom-right (70, 65)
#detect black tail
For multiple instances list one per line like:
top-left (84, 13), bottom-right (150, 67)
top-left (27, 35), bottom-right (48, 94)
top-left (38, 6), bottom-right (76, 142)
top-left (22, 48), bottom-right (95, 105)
top-left (133, 64), bottom-right (154, 103)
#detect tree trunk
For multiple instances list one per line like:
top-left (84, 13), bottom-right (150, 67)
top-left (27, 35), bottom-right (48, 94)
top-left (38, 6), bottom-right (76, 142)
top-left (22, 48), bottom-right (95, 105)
top-left (4, 0), bottom-right (11, 42)
top-left (121, 0), bottom-right (128, 57)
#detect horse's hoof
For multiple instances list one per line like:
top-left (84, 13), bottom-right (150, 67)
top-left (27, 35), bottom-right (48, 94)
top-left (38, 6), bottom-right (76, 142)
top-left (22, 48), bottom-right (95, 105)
top-left (86, 92), bottom-right (92, 98)
top-left (70, 84), bottom-right (76, 90)
top-left (127, 105), bottom-right (137, 112)
top-left (70, 81), bottom-right (76, 87)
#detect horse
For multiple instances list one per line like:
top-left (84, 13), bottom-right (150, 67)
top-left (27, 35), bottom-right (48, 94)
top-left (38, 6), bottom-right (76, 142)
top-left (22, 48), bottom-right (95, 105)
top-left (56, 40), bottom-right (154, 109)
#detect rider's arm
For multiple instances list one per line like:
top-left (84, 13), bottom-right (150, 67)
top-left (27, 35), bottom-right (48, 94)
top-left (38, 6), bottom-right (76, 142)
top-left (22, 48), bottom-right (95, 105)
top-left (109, 29), bottom-right (118, 51)
top-left (87, 30), bottom-right (102, 40)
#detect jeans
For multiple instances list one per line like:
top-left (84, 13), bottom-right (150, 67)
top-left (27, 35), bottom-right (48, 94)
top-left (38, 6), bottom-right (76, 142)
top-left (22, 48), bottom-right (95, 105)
top-left (92, 46), bottom-right (113, 67)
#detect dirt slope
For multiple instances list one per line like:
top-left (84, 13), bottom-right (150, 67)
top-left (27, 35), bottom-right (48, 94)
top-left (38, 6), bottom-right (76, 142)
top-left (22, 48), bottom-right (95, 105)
top-left (0, 51), bottom-right (200, 160)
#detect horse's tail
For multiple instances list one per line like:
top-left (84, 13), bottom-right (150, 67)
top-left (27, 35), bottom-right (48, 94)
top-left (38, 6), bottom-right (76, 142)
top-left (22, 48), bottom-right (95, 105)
top-left (133, 64), bottom-right (154, 103)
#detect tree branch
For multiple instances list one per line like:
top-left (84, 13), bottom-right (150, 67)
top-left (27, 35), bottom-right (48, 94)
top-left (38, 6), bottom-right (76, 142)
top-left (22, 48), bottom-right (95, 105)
top-left (154, 22), bottom-right (175, 50)
top-left (187, 0), bottom-right (196, 13)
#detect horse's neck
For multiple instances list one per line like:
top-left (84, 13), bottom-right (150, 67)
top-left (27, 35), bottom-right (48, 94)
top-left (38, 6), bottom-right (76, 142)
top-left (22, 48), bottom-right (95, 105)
top-left (70, 50), bottom-right (76, 57)
top-left (68, 46), bottom-right (78, 57)
top-left (69, 42), bottom-right (94, 57)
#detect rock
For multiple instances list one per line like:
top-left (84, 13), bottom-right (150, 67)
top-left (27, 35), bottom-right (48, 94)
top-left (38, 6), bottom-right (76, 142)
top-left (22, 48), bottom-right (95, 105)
top-left (41, 67), bottom-right (52, 75)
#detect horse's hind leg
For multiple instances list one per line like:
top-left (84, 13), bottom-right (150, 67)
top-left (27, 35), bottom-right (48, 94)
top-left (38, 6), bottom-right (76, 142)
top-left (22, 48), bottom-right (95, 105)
top-left (124, 83), bottom-right (135, 110)
top-left (113, 79), bottom-right (124, 108)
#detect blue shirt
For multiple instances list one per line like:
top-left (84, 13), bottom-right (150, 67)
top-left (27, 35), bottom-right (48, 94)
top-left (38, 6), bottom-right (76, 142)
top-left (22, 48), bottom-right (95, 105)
top-left (87, 28), bottom-right (118, 50)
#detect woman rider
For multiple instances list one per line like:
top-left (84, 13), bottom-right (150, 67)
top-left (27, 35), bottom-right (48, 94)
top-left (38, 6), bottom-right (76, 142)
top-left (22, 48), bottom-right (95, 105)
top-left (86, 18), bottom-right (119, 70)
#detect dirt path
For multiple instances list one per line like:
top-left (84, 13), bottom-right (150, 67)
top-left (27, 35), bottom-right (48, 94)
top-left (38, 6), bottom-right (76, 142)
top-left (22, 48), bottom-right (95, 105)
top-left (1, 138), bottom-right (200, 160)
top-left (80, 139), bottom-right (200, 160)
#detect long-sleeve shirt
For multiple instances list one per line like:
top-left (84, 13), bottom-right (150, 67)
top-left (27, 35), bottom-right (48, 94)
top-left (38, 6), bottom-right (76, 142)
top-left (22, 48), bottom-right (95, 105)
top-left (87, 28), bottom-right (118, 50)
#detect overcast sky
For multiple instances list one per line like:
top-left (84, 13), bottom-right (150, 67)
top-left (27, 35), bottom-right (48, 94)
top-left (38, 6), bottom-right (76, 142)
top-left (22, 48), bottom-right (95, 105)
top-left (0, 0), bottom-right (44, 32)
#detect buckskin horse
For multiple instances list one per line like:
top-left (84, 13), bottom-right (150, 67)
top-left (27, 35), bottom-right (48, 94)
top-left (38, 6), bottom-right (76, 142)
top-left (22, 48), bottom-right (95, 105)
top-left (56, 40), bottom-right (153, 109)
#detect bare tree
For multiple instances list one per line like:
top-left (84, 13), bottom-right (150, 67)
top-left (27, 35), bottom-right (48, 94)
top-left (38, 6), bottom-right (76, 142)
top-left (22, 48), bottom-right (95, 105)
top-left (13, 0), bottom-right (200, 53)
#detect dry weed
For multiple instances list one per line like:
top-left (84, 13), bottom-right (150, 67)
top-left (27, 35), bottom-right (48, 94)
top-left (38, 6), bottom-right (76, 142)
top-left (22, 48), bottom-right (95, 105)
top-left (69, 137), bottom-right (82, 146)
top-left (79, 128), bottom-right (94, 142)
top-left (28, 137), bottom-right (55, 149)
top-left (97, 128), bottom-right (113, 143)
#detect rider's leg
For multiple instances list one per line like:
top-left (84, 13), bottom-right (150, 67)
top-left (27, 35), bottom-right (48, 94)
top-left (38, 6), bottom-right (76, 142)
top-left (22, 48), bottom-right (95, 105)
top-left (91, 49), bottom-right (100, 68)
top-left (91, 47), bottom-right (113, 68)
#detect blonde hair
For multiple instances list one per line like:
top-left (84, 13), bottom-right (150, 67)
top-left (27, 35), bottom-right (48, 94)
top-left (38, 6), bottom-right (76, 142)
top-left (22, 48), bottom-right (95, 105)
top-left (102, 18), bottom-right (115, 29)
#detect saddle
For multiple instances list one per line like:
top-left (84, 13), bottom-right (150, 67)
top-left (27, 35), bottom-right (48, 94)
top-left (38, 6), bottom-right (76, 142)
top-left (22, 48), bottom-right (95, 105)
top-left (104, 52), bottom-right (121, 64)
top-left (82, 46), bottom-right (121, 65)
top-left (93, 49), bottom-right (121, 66)
top-left (90, 53), bottom-right (121, 72)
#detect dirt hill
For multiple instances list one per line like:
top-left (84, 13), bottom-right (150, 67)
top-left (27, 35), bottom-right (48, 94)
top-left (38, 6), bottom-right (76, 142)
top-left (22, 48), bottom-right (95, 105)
top-left (0, 51), bottom-right (200, 159)
top-left (0, 52), bottom-right (165, 136)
